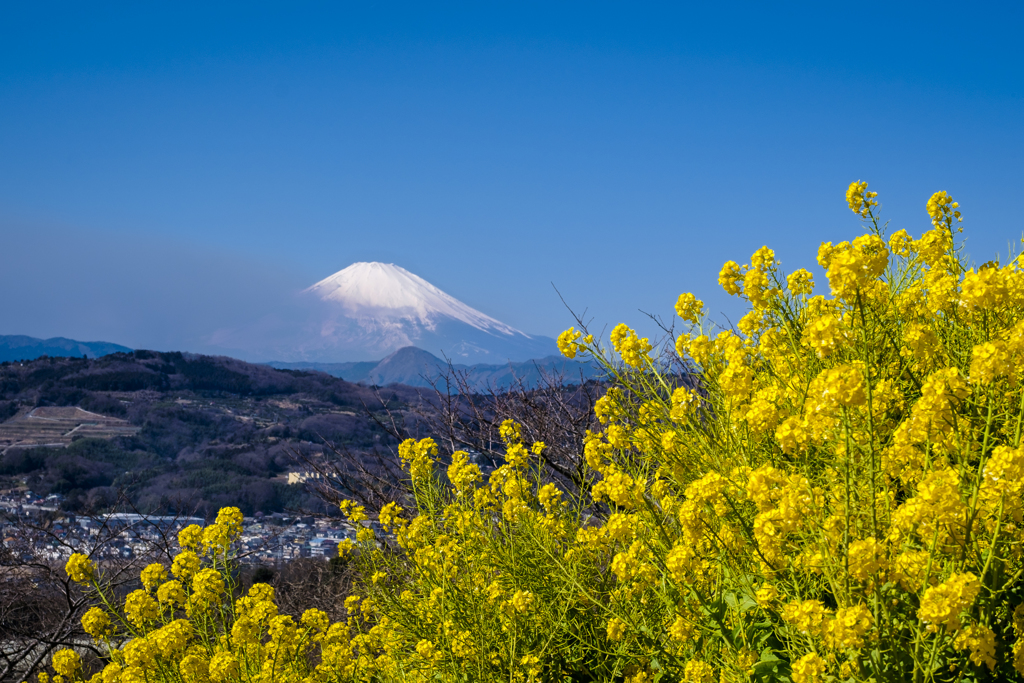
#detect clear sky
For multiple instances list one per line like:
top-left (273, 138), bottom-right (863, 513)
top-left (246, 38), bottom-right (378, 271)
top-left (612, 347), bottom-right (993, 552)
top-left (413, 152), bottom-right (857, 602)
top-left (1, 2), bottom-right (1022, 354)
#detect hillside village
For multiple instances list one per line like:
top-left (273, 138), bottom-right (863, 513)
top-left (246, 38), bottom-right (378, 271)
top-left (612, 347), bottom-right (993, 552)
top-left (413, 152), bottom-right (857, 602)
top-left (0, 487), bottom-right (360, 566)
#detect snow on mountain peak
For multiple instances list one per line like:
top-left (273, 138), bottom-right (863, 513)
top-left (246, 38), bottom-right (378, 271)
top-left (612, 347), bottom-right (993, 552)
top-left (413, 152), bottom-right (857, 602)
top-left (304, 262), bottom-right (522, 337)
top-left (203, 261), bottom-right (558, 364)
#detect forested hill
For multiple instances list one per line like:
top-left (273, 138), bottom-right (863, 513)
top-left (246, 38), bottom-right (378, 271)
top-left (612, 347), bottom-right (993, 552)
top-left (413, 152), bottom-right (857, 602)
top-left (0, 351), bottom-right (426, 516)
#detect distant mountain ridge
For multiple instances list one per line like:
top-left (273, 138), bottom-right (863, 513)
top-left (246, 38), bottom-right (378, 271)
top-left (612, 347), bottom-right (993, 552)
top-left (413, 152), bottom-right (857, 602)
top-left (0, 334), bottom-right (592, 392)
top-left (0, 335), bottom-right (132, 363)
top-left (268, 346), bottom-right (605, 391)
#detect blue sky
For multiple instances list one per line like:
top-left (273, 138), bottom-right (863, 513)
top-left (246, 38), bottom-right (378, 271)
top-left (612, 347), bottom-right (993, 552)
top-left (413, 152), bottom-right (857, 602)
top-left (1, 2), bottom-right (1022, 353)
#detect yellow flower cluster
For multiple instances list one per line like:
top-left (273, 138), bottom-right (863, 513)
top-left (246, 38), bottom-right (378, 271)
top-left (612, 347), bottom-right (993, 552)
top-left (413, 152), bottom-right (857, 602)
top-left (65, 553), bottom-right (95, 584)
top-left (954, 623), bottom-right (997, 671)
top-left (802, 309), bottom-right (846, 359)
top-left (604, 617), bottom-right (626, 642)
top-left (822, 233), bottom-right (888, 301)
top-left (781, 599), bottom-right (828, 636)
top-left (846, 180), bottom-right (878, 217)
top-left (716, 247), bottom-right (782, 310)
top-left (674, 292), bottom-right (704, 323)
top-left (926, 190), bottom-right (962, 229)
top-left (918, 572), bottom-right (981, 632)
top-left (51, 507), bottom-right (372, 683)
top-left (51, 650), bottom-right (81, 678)
top-left (447, 450), bottom-right (481, 494)
top-left (718, 260), bottom-right (744, 296)
top-left (541, 183), bottom-right (1024, 680)
top-left (889, 228), bottom-right (913, 257)
top-left (398, 437), bottom-right (437, 484)
top-left (81, 606), bottom-right (112, 639)
top-left (787, 268), bottom-right (814, 296)
top-left (140, 563), bottom-right (167, 591)
top-left (55, 181), bottom-right (1024, 683)
top-left (378, 501), bottom-right (404, 531)
top-left (124, 589), bottom-right (159, 627)
top-left (846, 537), bottom-right (885, 582)
top-left (610, 323), bottom-right (652, 368)
top-left (682, 659), bottom-right (714, 682)
top-left (791, 652), bottom-right (826, 683)
top-left (557, 326), bottom-right (584, 359)
top-left (823, 605), bottom-right (873, 649)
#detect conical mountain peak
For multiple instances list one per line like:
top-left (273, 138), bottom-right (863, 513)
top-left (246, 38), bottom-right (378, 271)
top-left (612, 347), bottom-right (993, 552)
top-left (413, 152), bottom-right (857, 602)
top-left (304, 262), bottom-right (520, 335)
top-left (206, 262), bottom-right (558, 364)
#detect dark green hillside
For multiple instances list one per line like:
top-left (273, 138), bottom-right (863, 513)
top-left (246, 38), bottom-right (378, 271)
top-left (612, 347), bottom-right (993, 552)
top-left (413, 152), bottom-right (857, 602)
top-left (0, 351), bottom-right (426, 516)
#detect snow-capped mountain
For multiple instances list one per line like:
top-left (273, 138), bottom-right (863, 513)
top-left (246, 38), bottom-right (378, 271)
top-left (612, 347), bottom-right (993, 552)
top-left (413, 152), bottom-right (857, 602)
top-left (306, 262), bottom-right (520, 337)
top-left (204, 262), bottom-right (557, 364)
top-left (299, 262), bottom-right (556, 363)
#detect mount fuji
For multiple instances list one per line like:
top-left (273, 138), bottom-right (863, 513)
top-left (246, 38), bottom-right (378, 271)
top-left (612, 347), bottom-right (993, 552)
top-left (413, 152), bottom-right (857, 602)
top-left (205, 263), bottom-right (558, 364)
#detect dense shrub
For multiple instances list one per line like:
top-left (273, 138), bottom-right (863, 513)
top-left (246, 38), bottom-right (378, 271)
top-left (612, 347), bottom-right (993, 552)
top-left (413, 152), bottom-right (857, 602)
top-left (43, 182), bottom-right (1024, 682)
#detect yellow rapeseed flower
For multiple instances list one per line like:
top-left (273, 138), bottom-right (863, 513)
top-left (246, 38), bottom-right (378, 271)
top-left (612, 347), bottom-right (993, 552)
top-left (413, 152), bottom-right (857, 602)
top-left (787, 268), bottom-right (814, 296)
top-left (792, 652), bottom-right (826, 683)
top-left (918, 573), bottom-right (981, 632)
top-left (124, 589), bottom-right (159, 627)
top-left (606, 617), bottom-right (626, 641)
top-left (674, 292), bottom-right (704, 323)
top-left (65, 553), bottom-right (95, 584)
top-left (177, 524), bottom-right (203, 550)
top-left (610, 323), bottom-right (652, 368)
top-left (51, 649), bottom-right (81, 678)
top-left (846, 179), bottom-right (878, 217)
top-left (718, 260), bottom-right (744, 296)
top-left (557, 326), bottom-right (583, 358)
top-left (140, 563), bottom-right (167, 592)
top-left (81, 606), bottom-right (112, 639)
top-left (682, 659), bottom-right (715, 683)
top-left (171, 551), bottom-right (201, 580)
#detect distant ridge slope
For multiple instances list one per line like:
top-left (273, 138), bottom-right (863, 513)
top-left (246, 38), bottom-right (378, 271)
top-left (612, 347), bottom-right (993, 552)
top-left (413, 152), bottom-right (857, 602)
top-left (269, 346), bottom-right (605, 391)
top-left (0, 335), bottom-right (132, 363)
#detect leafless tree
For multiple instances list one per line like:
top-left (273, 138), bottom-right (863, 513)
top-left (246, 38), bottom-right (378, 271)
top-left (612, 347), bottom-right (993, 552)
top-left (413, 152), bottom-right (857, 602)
top-left (293, 361), bottom-right (606, 516)
top-left (240, 557), bottom-right (355, 624)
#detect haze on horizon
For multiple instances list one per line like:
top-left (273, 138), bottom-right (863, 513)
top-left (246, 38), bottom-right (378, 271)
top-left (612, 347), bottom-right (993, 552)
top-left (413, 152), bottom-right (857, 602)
top-left (1, 2), bottom-right (1022, 356)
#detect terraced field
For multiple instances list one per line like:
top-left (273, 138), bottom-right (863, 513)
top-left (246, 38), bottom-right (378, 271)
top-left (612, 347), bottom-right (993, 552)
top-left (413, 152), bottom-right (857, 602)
top-left (0, 406), bottom-right (140, 453)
